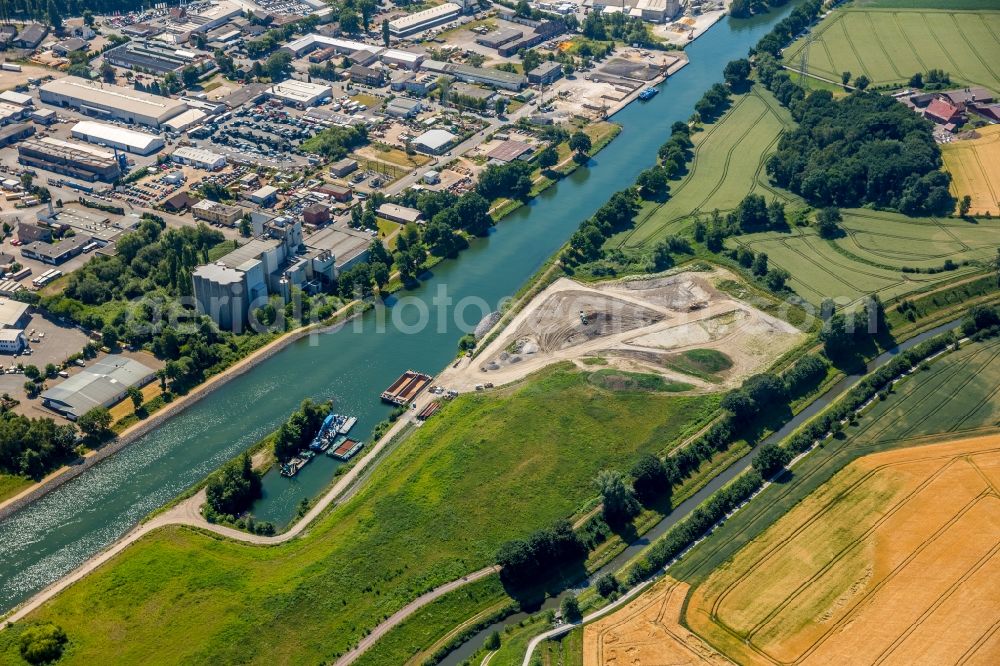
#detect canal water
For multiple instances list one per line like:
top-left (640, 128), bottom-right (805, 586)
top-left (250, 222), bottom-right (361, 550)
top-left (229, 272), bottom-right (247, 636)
top-left (0, 4), bottom-right (801, 613)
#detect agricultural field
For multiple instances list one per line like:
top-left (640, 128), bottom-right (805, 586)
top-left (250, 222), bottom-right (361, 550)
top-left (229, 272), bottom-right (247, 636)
top-left (729, 209), bottom-right (1000, 306)
top-left (942, 125), bottom-right (1000, 216)
top-left (783, 8), bottom-right (1000, 92)
top-left (0, 366), bottom-right (720, 666)
top-left (649, 332), bottom-right (1000, 665)
top-left (611, 86), bottom-right (797, 251)
top-left (583, 577), bottom-right (728, 666)
top-left (686, 434), bottom-right (1000, 665)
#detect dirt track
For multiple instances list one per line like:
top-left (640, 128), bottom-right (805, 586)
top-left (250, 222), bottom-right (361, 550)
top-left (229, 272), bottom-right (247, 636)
top-left (440, 269), bottom-right (803, 393)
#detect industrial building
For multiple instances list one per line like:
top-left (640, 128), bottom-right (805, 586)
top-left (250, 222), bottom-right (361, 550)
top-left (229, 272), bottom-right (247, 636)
top-left (421, 60), bottom-right (526, 91)
top-left (192, 199), bottom-right (244, 226)
top-left (193, 239), bottom-right (281, 332)
top-left (17, 137), bottom-right (121, 182)
top-left (268, 80), bottom-right (333, 107)
top-left (527, 61), bottom-right (563, 85)
top-left (171, 146), bottom-right (226, 170)
top-left (0, 91), bottom-right (33, 107)
top-left (21, 234), bottom-right (94, 265)
top-left (0, 329), bottom-right (26, 354)
top-left (71, 121), bottom-right (165, 156)
top-left (0, 123), bottom-right (34, 148)
top-left (411, 128), bottom-right (458, 155)
top-left (378, 203), bottom-right (423, 224)
top-left (633, 0), bottom-right (680, 22)
top-left (250, 185), bottom-right (279, 206)
top-left (385, 97), bottom-right (423, 118)
top-left (388, 3), bottom-right (462, 38)
top-left (476, 28), bottom-right (523, 49)
top-left (41, 355), bottom-right (156, 420)
top-left (330, 158), bottom-right (358, 178)
top-left (192, 218), bottom-right (339, 331)
top-left (104, 40), bottom-right (211, 75)
top-left (39, 77), bottom-right (188, 128)
top-left (0, 300), bottom-right (30, 329)
top-left (380, 49), bottom-right (424, 70)
top-left (163, 108), bottom-right (208, 133)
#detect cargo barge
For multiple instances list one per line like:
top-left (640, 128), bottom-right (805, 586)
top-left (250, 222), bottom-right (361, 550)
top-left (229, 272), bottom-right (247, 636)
top-left (380, 370), bottom-right (432, 405)
top-left (329, 438), bottom-right (364, 461)
top-left (416, 401), bottom-right (440, 421)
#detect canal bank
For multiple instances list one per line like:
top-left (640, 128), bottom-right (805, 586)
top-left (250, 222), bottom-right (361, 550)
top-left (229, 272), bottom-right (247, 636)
top-left (0, 2), bottom-right (805, 614)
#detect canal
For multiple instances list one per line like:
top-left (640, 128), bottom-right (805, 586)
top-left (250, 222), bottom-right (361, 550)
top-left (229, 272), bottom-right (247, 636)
top-left (0, 4), bottom-right (800, 613)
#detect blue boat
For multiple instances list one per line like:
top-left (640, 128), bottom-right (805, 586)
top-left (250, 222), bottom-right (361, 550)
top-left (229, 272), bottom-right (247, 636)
top-left (638, 87), bottom-right (659, 101)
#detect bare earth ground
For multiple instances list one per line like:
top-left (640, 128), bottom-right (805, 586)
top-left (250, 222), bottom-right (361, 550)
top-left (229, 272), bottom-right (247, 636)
top-left (686, 434), bottom-right (1000, 666)
top-left (583, 576), bottom-right (732, 666)
top-left (438, 268), bottom-right (803, 393)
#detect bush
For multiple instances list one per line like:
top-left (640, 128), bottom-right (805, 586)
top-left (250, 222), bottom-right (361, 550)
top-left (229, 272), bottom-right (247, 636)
top-left (560, 594), bottom-right (582, 623)
top-left (18, 623), bottom-right (68, 665)
top-left (595, 573), bottom-right (621, 598)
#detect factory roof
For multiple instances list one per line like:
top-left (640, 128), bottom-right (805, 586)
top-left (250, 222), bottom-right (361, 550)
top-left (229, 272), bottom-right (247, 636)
top-left (377, 203), bottom-right (423, 224)
top-left (171, 145), bottom-right (225, 164)
top-left (381, 48), bottom-right (423, 65)
top-left (19, 137), bottom-right (116, 168)
top-left (40, 76), bottom-right (187, 120)
top-left (0, 299), bottom-right (29, 328)
top-left (217, 238), bottom-right (280, 270)
top-left (306, 226), bottom-right (371, 264)
top-left (0, 91), bottom-right (32, 106)
top-left (193, 262), bottom-right (243, 285)
top-left (389, 3), bottom-right (461, 31)
top-left (71, 121), bottom-right (163, 153)
top-left (413, 128), bottom-right (457, 151)
top-left (487, 139), bottom-right (533, 162)
top-left (163, 108), bottom-right (207, 132)
top-left (268, 79), bottom-right (332, 103)
top-left (41, 355), bottom-right (156, 418)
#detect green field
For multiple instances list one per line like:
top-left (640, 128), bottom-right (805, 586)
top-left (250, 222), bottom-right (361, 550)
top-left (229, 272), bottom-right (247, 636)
top-left (611, 86), bottom-right (798, 251)
top-left (784, 8), bottom-right (1000, 92)
top-left (729, 209), bottom-right (1000, 306)
top-left (671, 335), bottom-right (1000, 586)
top-left (0, 366), bottom-right (719, 665)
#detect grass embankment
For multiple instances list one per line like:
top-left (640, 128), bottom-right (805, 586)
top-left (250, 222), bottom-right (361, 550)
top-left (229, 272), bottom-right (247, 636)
top-left (783, 6), bottom-right (1000, 92)
top-left (0, 365), bottom-right (718, 665)
top-left (0, 474), bottom-right (31, 504)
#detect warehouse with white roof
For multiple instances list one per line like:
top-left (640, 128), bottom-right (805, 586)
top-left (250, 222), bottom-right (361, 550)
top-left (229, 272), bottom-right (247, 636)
top-left (268, 80), bottom-right (332, 107)
top-left (39, 77), bottom-right (188, 128)
top-left (171, 146), bottom-right (226, 170)
top-left (388, 3), bottom-right (462, 37)
top-left (71, 121), bottom-right (165, 155)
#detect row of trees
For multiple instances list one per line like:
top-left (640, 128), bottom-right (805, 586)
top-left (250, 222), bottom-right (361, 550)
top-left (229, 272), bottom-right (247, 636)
top-left (566, 189), bottom-right (641, 264)
top-left (495, 519), bottom-right (586, 587)
top-left (0, 410), bottom-right (77, 478)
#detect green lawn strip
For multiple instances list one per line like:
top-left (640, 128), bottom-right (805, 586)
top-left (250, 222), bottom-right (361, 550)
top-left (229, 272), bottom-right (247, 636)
top-left (0, 366), bottom-right (718, 665)
top-left (587, 369), bottom-right (692, 392)
top-left (0, 474), bottom-right (31, 504)
top-left (670, 336), bottom-right (1000, 587)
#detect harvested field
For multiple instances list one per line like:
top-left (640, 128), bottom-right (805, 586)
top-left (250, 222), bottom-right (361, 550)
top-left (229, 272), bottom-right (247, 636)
top-left (583, 577), bottom-right (731, 666)
top-left (783, 8), bottom-right (1000, 91)
top-left (686, 434), bottom-right (1000, 666)
top-left (443, 268), bottom-right (804, 392)
top-left (942, 125), bottom-right (1000, 216)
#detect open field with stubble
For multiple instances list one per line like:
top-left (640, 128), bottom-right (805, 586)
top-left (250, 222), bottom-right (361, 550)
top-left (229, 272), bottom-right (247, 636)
top-left (943, 125), bottom-right (1000, 217)
top-left (610, 86), bottom-right (798, 251)
top-left (784, 8), bottom-right (1000, 92)
top-left (729, 210), bottom-right (1000, 306)
top-left (686, 434), bottom-right (1000, 665)
top-left (0, 365), bottom-right (720, 666)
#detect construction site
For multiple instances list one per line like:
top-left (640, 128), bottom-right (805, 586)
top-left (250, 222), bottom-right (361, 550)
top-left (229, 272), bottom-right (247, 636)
top-left (441, 268), bottom-right (805, 393)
